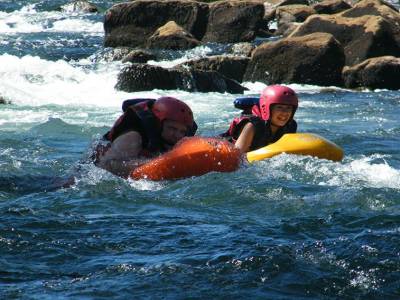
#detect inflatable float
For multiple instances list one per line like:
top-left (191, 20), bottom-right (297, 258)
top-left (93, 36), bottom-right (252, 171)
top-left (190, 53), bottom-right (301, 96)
top-left (130, 137), bottom-right (241, 181)
top-left (130, 133), bottom-right (343, 181)
top-left (247, 133), bottom-right (344, 163)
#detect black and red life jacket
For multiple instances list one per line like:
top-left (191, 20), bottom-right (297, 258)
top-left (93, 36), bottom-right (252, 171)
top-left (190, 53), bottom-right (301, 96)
top-left (103, 98), bottom-right (164, 154)
top-left (221, 97), bottom-right (297, 151)
top-left (103, 98), bottom-right (198, 156)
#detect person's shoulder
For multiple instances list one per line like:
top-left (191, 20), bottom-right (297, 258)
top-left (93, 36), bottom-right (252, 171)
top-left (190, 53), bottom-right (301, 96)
top-left (115, 130), bottom-right (141, 140)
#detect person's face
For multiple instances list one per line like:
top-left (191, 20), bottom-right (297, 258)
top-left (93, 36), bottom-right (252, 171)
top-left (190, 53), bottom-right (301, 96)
top-left (270, 104), bottom-right (294, 127)
top-left (161, 119), bottom-right (188, 146)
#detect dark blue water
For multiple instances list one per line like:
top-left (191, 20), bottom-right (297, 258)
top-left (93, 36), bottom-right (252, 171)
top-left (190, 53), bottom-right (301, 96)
top-left (1, 1), bottom-right (400, 299)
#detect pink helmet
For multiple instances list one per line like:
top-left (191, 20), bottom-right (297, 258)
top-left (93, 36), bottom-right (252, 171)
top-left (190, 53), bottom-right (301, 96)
top-left (152, 96), bottom-right (194, 128)
top-left (259, 85), bottom-right (298, 121)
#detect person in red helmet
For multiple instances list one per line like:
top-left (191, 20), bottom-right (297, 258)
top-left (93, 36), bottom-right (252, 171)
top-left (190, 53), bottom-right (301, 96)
top-left (224, 85), bottom-right (298, 153)
top-left (94, 96), bottom-right (197, 177)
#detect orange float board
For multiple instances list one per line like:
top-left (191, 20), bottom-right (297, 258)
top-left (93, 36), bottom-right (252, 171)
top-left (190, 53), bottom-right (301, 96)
top-left (130, 137), bottom-right (241, 181)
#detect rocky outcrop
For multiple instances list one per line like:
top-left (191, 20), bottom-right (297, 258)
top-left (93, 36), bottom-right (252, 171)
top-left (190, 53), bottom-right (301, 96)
top-left (178, 55), bottom-right (250, 82)
top-left (343, 56), bottom-right (400, 90)
top-left (244, 32), bottom-right (345, 86)
top-left (146, 21), bottom-right (200, 50)
top-left (121, 50), bottom-right (157, 64)
top-left (289, 14), bottom-right (400, 66)
top-left (91, 47), bottom-right (134, 62)
top-left (263, 0), bottom-right (311, 31)
top-left (61, 0), bottom-right (98, 13)
top-left (274, 4), bottom-right (316, 36)
top-left (229, 42), bottom-right (255, 57)
top-left (312, 0), bottom-right (352, 15)
top-left (102, 0), bottom-right (400, 89)
top-left (276, 4), bottom-right (316, 23)
top-left (115, 63), bottom-right (247, 93)
top-left (202, 1), bottom-right (265, 43)
top-left (104, 0), bottom-right (208, 48)
top-left (0, 95), bottom-right (10, 104)
top-left (338, 0), bottom-right (400, 44)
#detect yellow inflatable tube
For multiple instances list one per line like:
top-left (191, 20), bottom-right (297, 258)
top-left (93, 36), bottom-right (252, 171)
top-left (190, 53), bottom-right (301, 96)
top-left (246, 133), bottom-right (344, 162)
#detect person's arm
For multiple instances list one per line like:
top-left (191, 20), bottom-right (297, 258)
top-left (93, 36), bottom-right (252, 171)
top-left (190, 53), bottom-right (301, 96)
top-left (234, 122), bottom-right (255, 153)
top-left (97, 131), bottom-right (149, 178)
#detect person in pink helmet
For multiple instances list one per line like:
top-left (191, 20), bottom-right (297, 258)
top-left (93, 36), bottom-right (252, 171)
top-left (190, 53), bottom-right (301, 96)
top-left (224, 85), bottom-right (298, 153)
top-left (94, 97), bottom-right (197, 177)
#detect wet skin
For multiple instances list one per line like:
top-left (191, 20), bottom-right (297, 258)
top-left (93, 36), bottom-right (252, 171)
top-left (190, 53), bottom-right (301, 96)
top-left (270, 104), bottom-right (294, 132)
top-left (161, 119), bottom-right (188, 147)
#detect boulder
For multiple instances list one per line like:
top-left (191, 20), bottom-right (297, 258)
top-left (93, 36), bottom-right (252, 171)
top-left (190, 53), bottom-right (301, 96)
top-left (91, 47), bottom-right (134, 62)
top-left (229, 42), bottom-right (255, 57)
top-left (263, 0), bottom-right (310, 28)
top-left (275, 4), bottom-right (316, 36)
top-left (338, 0), bottom-right (400, 43)
top-left (115, 63), bottom-right (247, 93)
top-left (312, 0), bottom-right (352, 15)
top-left (274, 21), bottom-right (301, 37)
top-left (0, 95), bottom-right (10, 104)
top-left (276, 4), bottom-right (316, 23)
top-left (146, 21), bottom-right (200, 50)
top-left (122, 50), bottom-right (157, 63)
top-left (104, 0), bottom-right (208, 48)
top-left (244, 32), bottom-right (345, 86)
top-left (289, 14), bottom-right (400, 65)
top-left (202, 1), bottom-right (265, 43)
top-left (61, 0), bottom-right (98, 13)
top-left (178, 55), bottom-right (250, 82)
top-left (343, 56), bottom-right (400, 90)
top-left (264, 0), bottom-right (309, 5)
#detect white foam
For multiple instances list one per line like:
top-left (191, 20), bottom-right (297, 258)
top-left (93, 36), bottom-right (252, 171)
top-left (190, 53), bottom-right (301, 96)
top-left (0, 54), bottom-right (127, 107)
top-left (253, 153), bottom-right (400, 190)
top-left (147, 46), bottom-right (213, 68)
top-left (314, 154), bottom-right (400, 189)
top-left (0, 5), bottom-right (102, 34)
top-left (341, 156), bottom-right (400, 189)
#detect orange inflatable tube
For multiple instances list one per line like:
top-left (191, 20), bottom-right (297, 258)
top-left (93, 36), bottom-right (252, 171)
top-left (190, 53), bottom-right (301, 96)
top-left (130, 137), bottom-right (241, 181)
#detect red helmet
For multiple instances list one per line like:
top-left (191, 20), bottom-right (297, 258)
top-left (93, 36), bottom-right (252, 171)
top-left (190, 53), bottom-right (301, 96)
top-left (152, 96), bottom-right (194, 129)
top-left (259, 85), bottom-right (298, 121)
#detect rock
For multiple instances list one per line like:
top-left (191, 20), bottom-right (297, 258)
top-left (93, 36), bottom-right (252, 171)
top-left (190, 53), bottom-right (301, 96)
top-left (244, 32), bottom-right (345, 86)
top-left (343, 56), bottom-right (400, 90)
top-left (104, 0), bottom-right (208, 48)
top-left (274, 4), bottom-right (316, 36)
top-left (275, 22), bottom-right (301, 37)
top-left (289, 14), bottom-right (400, 66)
top-left (146, 21), bottom-right (200, 50)
top-left (340, 0), bottom-right (399, 18)
top-left (339, 0), bottom-right (400, 44)
top-left (202, 1), bottom-right (265, 43)
top-left (263, 0), bottom-right (310, 27)
top-left (312, 0), bottom-right (352, 15)
top-left (122, 50), bottom-right (157, 63)
top-left (61, 0), bottom-right (98, 13)
top-left (95, 47), bottom-right (134, 62)
top-left (264, 0), bottom-right (309, 5)
top-left (276, 4), bottom-right (316, 23)
top-left (229, 42), bottom-right (255, 57)
top-left (115, 63), bottom-right (247, 94)
top-left (189, 69), bottom-right (247, 93)
top-left (0, 96), bottom-right (10, 104)
top-left (178, 55), bottom-right (250, 82)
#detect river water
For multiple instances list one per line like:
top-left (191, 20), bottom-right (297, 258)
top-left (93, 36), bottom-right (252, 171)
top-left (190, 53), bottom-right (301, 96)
top-left (1, 1), bottom-right (399, 298)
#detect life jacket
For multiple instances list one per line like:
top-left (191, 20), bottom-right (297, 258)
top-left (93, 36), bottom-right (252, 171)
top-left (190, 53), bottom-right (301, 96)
top-left (221, 97), bottom-right (297, 151)
top-left (102, 98), bottom-right (171, 158)
top-left (91, 98), bottom-right (162, 163)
